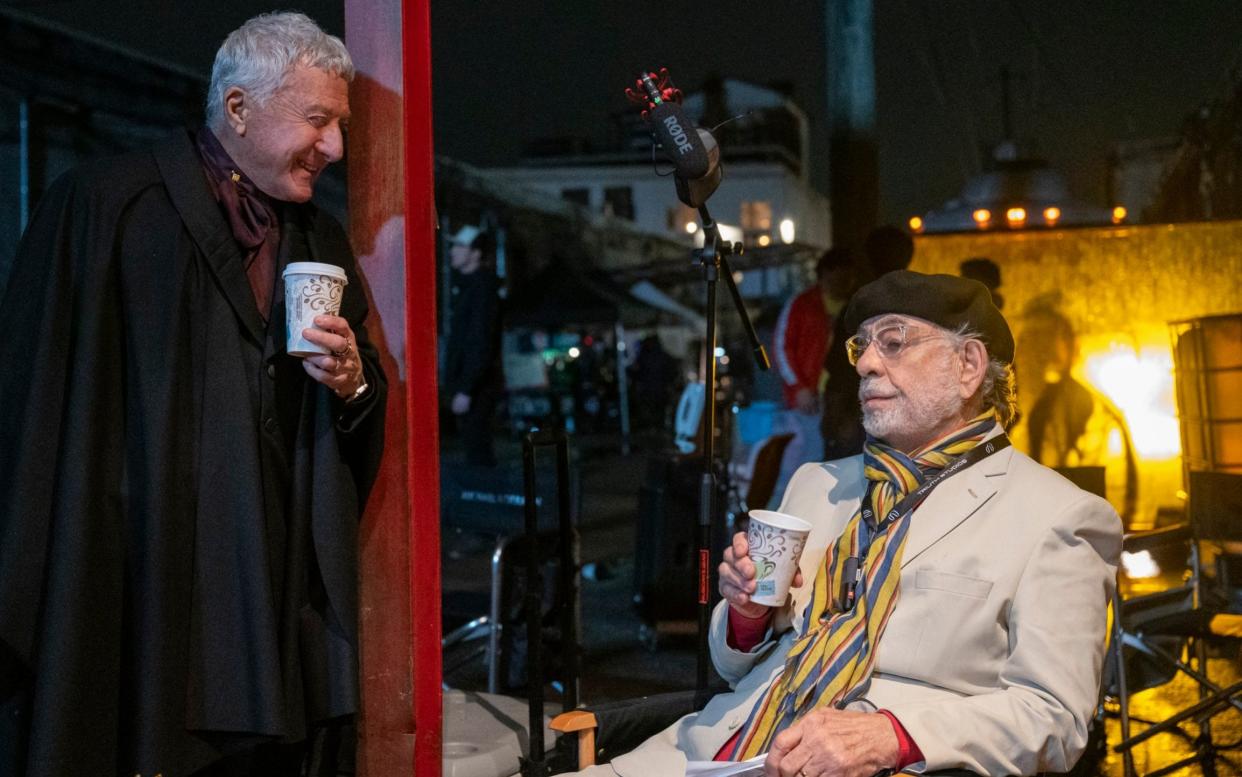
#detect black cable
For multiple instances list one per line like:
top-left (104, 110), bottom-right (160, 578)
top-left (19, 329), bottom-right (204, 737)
top-left (648, 139), bottom-right (675, 178)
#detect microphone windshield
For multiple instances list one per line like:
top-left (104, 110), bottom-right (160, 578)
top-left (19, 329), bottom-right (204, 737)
top-left (648, 101), bottom-right (710, 179)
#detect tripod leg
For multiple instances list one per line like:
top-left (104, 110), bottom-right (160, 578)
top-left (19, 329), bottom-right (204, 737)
top-left (1112, 588), bottom-right (1137, 777)
top-left (1193, 632), bottom-right (1218, 777)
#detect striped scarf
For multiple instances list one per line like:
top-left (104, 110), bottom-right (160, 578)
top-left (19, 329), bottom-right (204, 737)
top-left (728, 413), bottom-right (998, 759)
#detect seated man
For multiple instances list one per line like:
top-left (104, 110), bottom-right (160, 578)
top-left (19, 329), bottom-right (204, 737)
top-left (588, 271), bottom-right (1121, 777)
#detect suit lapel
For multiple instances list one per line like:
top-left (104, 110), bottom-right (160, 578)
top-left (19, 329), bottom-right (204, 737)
top-left (900, 442), bottom-right (1014, 568)
top-left (152, 130), bottom-right (266, 345)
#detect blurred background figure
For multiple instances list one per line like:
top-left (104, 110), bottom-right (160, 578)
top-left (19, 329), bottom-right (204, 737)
top-left (443, 224), bottom-right (504, 466)
top-left (631, 333), bottom-right (681, 431)
top-left (960, 256), bottom-right (1005, 310)
top-left (820, 225), bottom-right (915, 461)
top-left (1019, 302), bottom-right (1138, 524)
top-left (769, 247), bottom-right (855, 505)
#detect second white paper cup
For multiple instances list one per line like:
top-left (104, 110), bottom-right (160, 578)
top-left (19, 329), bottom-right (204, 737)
top-left (746, 509), bottom-right (812, 607)
top-left (283, 261), bottom-right (348, 357)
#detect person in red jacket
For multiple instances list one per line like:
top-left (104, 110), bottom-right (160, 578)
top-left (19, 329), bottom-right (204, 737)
top-left (769, 248), bottom-right (854, 504)
top-left (774, 248), bottom-right (854, 412)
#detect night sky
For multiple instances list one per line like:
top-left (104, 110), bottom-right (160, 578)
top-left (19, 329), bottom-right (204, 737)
top-left (16, 0), bottom-right (1242, 223)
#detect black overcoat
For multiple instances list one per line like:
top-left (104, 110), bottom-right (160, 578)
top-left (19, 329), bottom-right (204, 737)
top-left (0, 130), bottom-right (386, 776)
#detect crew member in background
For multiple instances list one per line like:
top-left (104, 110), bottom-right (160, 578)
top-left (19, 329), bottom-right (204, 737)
top-left (770, 248), bottom-right (855, 505)
top-left (443, 224), bottom-right (504, 467)
top-left (960, 256), bottom-right (1004, 310)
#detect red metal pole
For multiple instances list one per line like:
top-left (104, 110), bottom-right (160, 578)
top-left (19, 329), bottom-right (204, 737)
top-left (402, 1), bottom-right (442, 775)
top-left (345, 0), bottom-right (438, 774)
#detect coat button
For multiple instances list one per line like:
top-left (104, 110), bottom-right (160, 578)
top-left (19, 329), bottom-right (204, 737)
top-left (264, 417), bottom-right (277, 433)
top-left (267, 364), bottom-right (276, 378)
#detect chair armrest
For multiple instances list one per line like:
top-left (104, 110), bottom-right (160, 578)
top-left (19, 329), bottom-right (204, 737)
top-left (552, 710), bottom-right (599, 733)
top-left (552, 710), bottom-right (599, 768)
top-left (550, 689), bottom-right (712, 770)
top-left (1123, 522), bottom-right (1191, 554)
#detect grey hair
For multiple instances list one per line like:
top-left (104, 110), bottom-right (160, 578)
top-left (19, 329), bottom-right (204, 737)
top-left (206, 12), bottom-right (354, 127)
top-left (945, 323), bottom-right (1020, 430)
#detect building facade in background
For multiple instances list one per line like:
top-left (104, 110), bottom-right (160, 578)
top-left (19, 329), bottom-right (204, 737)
top-left (485, 78), bottom-right (832, 257)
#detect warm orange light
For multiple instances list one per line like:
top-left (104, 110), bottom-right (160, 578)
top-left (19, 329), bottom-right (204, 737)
top-left (1112, 205), bottom-right (1127, 224)
top-left (1043, 206), bottom-right (1061, 225)
top-left (972, 209), bottom-right (991, 227)
top-left (757, 234), bottom-right (772, 247)
top-left (908, 216), bottom-right (924, 233)
top-left (1006, 207), bottom-right (1027, 226)
top-left (1083, 345), bottom-right (1180, 459)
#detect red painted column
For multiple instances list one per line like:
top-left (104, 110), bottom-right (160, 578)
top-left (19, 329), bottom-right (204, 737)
top-left (345, 1), bottom-right (440, 775)
top-left (402, 2), bottom-right (443, 775)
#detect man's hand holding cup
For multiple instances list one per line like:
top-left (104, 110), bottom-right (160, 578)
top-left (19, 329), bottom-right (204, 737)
top-left (720, 510), bottom-right (813, 619)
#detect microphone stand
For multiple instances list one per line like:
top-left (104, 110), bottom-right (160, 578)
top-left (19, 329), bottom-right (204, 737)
top-left (693, 204), bottom-right (770, 703)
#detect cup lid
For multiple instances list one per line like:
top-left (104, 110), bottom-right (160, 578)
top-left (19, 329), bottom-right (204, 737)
top-left (747, 509), bottom-right (812, 533)
top-left (283, 261), bottom-right (348, 282)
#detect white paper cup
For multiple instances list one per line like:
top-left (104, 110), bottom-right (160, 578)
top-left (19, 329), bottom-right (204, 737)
top-left (283, 262), bottom-right (348, 357)
top-left (746, 509), bottom-right (812, 607)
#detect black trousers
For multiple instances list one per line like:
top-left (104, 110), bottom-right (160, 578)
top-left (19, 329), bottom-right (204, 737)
top-left (459, 392), bottom-right (498, 467)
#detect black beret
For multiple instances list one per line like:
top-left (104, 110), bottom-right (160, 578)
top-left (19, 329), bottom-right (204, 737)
top-left (842, 270), bottom-right (1014, 363)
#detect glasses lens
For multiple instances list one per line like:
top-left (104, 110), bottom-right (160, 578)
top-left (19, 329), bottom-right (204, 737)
top-left (875, 326), bottom-right (907, 358)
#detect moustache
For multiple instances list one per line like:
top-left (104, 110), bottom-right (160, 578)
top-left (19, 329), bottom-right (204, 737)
top-left (858, 379), bottom-right (899, 402)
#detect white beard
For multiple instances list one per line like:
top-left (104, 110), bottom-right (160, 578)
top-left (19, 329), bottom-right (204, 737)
top-left (860, 362), bottom-right (964, 447)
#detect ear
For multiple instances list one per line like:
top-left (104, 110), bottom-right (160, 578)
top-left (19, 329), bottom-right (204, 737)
top-left (958, 338), bottom-right (989, 399)
top-left (222, 86), bottom-right (249, 136)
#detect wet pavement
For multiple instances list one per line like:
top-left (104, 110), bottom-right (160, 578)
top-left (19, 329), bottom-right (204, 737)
top-left (1105, 656), bottom-right (1242, 777)
top-left (441, 432), bottom-right (1242, 776)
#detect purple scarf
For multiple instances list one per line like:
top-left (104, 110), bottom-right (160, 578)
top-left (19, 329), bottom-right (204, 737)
top-left (194, 127), bottom-right (280, 319)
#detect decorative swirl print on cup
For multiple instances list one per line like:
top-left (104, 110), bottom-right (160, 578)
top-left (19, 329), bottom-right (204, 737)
top-left (299, 275), bottom-right (345, 315)
top-left (282, 262), bottom-right (348, 357)
top-left (745, 510), bottom-right (812, 605)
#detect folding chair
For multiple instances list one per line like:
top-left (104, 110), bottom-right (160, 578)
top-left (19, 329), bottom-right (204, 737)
top-left (1108, 470), bottom-right (1242, 777)
top-left (731, 432), bottom-right (796, 513)
top-left (442, 530), bottom-right (565, 693)
top-left (440, 453), bottom-right (580, 695)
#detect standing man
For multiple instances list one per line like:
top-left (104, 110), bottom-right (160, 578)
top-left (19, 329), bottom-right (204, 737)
top-left (771, 248), bottom-right (854, 503)
top-left (960, 257), bottom-right (1004, 311)
top-left (443, 224), bottom-right (504, 466)
top-left (0, 13), bottom-right (385, 777)
top-left (575, 271), bottom-right (1120, 776)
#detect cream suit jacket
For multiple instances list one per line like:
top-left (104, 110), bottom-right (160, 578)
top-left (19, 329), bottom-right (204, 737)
top-left (600, 442), bottom-right (1122, 777)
